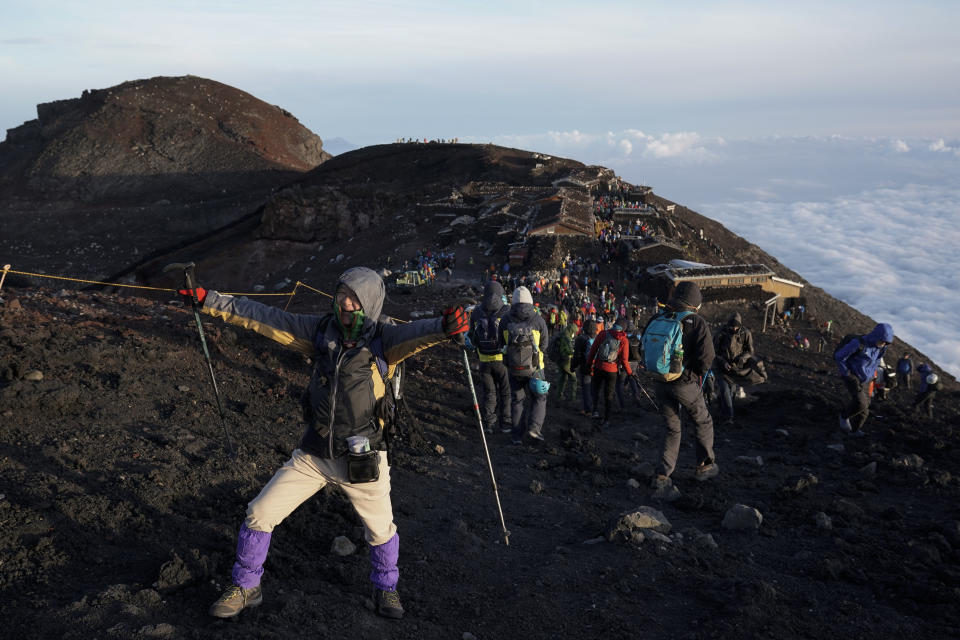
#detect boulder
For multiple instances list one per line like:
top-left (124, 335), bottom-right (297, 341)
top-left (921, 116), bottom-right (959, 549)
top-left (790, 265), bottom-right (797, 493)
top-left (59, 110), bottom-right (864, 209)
top-left (722, 504), bottom-right (763, 530)
top-left (608, 506), bottom-right (672, 544)
top-left (330, 536), bottom-right (356, 556)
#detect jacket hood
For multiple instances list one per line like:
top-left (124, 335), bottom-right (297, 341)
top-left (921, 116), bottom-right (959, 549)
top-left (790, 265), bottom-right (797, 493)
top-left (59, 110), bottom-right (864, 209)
top-left (481, 280), bottom-right (506, 312)
top-left (337, 267), bottom-right (384, 323)
top-left (866, 323), bottom-right (894, 345)
top-left (563, 324), bottom-right (578, 338)
top-left (510, 302), bottom-right (537, 322)
top-left (727, 312), bottom-right (742, 327)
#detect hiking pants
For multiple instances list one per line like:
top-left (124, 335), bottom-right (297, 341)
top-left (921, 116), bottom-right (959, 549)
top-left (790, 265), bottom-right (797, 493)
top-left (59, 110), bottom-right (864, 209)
top-left (897, 371), bottom-right (912, 392)
top-left (717, 374), bottom-right (735, 419)
top-left (616, 371), bottom-right (641, 407)
top-left (234, 448), bottom-right (398, 590)
top-left (914, 390), bottom-right (935, 419)
top-left (654, 379), bottom-right (715, 477)
top-left (578, 371), bottom-right (594, 414)
top-left (842, 376), bottom-right (871, 431)
top-left (592, 370), bottom-right (618, 420)
top-left (509, 375), bottom-right (547, 437)
top-left (555, 363), bottom-right (576, 400)
top-left (479, 360), bottom-right (511, 431)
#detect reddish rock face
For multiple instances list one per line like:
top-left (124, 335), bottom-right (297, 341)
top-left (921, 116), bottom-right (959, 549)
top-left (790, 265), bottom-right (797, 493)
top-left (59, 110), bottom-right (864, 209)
top-left (0, 75), bottom-right (330, 202)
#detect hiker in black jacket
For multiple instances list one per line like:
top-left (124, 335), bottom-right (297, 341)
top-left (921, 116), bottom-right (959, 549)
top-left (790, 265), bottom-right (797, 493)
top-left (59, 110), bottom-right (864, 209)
top-left (571, 320), bottom-right (598, 416)
top-left (644, 282), bottom-right (718, 485)
top-left (183, 267), bottom-right (468, 621)
top-left (713, 312), bottom-right (754, 425)
top-left (468, 280), bottom-right (512, 434)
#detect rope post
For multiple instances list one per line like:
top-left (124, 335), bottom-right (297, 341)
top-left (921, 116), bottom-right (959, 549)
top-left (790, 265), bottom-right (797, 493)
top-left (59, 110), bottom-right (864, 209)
top-left (283, 281), bottom-right (301, 311)
top-left (0, 264), bottom-right (11, 294)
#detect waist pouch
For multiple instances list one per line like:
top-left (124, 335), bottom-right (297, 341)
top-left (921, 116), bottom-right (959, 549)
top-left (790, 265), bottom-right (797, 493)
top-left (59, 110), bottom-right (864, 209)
top-left (347, 450), bottom-right (380, 484)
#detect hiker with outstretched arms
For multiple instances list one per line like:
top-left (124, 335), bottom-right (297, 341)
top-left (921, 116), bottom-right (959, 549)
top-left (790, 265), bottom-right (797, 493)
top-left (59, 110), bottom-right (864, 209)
top-left (641, 281), bottom-right (718, 485)
top-left (467, 280), bottom-right (512, 434)
top-left (834, 323), bottom-right (893, 435)
top-left (179, 267), bottom-right (468, 620)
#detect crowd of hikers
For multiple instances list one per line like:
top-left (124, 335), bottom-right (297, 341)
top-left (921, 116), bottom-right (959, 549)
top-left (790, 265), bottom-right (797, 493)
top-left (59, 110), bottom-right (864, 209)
top-left (167, 221), bottom-right (943, 623)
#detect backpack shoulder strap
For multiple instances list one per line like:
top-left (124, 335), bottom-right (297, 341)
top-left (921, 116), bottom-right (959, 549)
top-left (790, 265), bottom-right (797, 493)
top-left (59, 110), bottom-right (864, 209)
top-left (369, 323), bottom-right (389, 381)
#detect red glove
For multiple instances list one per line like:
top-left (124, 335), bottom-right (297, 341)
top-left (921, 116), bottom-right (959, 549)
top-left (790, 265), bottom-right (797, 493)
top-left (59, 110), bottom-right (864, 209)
top-left (442, 305), bottom-right (469, 341)
top-left (178, 287), bottom-right (207, 305)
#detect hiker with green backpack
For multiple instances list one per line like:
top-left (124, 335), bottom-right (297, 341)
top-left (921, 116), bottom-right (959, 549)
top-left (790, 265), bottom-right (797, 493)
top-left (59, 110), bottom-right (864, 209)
top-left (179, 267), bottom-right (469, 621)
top-left (551, 323), bottom-right (578, 402)
top-left (640, 281), bottom-right (718, 485)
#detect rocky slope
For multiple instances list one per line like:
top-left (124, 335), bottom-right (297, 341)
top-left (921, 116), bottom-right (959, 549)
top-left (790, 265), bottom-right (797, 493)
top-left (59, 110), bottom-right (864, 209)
top-left (0, 76), bottom-right (329, 281)
top-left (0, 277), bottom-right (957, 640)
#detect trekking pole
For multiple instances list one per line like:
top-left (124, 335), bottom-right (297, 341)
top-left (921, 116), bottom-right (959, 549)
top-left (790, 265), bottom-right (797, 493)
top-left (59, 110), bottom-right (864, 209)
top-left (632, 373), bottom-right (659, 411)
top-left (0, 264), bottom-right (10, 294)
top-left (460, 347), bottom-right (511, 546)
top-left (164, 262), bottom-right (236, 459)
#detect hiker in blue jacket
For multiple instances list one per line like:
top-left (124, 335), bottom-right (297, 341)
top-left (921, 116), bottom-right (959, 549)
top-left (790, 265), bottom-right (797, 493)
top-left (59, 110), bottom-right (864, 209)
top-left (835, 322), bottom-right (893, 434)
top-left (896, 353), bottom-right (913, 392)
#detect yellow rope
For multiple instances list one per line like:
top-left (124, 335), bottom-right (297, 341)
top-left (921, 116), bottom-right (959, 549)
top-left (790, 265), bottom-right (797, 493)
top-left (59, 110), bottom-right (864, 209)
top-left (295, 280), bottom-right (333, 299)
top-left (4, 268), bottom-right (411, 321)
top-left (5, 268), bottom-right (292, 297)
top-left (5, 269), bottom-right (175, 292)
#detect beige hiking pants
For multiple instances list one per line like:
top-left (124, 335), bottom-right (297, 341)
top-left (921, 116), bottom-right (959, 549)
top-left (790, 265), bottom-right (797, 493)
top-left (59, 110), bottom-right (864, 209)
top-left (243, 448), bottom-right (397, 545)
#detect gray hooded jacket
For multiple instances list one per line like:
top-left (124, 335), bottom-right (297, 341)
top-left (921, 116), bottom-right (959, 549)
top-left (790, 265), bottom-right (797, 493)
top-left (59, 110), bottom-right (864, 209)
top-left (202, 267), bottom-right (446, 458)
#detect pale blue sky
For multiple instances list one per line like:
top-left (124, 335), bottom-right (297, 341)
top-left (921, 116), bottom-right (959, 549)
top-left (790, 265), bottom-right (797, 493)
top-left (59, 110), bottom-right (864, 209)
top-left (2, 1), bottom-right (959, 143)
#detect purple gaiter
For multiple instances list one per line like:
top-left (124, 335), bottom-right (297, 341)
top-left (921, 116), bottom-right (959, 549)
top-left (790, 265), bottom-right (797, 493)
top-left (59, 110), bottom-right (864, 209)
top-left (231, 524), bottom-right (272, 588)
top-left (369, 533), bottom-right (400, 591)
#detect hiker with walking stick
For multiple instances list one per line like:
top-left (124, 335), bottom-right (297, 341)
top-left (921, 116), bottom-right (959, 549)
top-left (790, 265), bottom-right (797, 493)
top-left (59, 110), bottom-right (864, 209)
top-left (178, 266), bottom-right (467, 621)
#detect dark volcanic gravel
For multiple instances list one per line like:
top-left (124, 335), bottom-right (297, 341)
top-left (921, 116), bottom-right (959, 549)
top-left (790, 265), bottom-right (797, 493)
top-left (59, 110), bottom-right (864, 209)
top-left (1, 283), bottom-right (958, 640)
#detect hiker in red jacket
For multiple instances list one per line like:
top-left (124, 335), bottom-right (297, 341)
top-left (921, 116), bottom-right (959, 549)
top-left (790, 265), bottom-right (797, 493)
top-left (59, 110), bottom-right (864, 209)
top-left (586, 322), bottom-right (632, 430)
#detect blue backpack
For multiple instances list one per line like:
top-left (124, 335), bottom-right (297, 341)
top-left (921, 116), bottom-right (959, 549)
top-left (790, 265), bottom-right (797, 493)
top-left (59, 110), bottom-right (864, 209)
top-left (641, 311), bottom-right (691, 382)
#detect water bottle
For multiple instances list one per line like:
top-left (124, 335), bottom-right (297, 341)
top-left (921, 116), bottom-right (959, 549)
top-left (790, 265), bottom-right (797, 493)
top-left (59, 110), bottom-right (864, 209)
top-left (670, 345), bottom-right (684, 375)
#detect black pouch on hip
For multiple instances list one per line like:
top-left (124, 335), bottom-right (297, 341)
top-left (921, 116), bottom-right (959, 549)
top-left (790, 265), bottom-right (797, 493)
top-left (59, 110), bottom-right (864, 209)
top-left (346, 450), bottom-right (380, 484)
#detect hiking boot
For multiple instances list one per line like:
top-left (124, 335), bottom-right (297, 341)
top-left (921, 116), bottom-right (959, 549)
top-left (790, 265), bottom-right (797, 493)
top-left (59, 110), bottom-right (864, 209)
top-left (694, 461), bottom-right (720, 481)
top-left (591, 411), bottom-right (600, 419)
top-left (373, 588), bottom-right (404, 619)
top-left (501, 426), bottom-right (513, 434)
top-left (527, 429), bottom-right (545, 442)
top-left (838, 416), bottom-right (852, 433)
top-left (849, 429), bottom-right (866, 438)
top-left (209, 584), bottom-right (262, 618)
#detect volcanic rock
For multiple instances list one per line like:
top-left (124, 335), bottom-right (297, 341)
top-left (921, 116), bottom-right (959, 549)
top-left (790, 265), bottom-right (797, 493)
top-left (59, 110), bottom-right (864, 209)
top-left (722, 504), bottom-right (763, 530)
top-left (0, 75), bottom-right (328, 202)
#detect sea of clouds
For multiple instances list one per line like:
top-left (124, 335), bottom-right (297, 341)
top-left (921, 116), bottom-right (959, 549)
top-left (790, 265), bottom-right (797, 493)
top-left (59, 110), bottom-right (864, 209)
top-left (477, 131), bottom-right (960, 378)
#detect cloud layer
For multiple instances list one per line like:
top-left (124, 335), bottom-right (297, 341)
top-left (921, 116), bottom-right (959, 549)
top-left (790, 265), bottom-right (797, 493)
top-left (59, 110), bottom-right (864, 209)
top-left (706, 184), bottom-right (960, 378)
